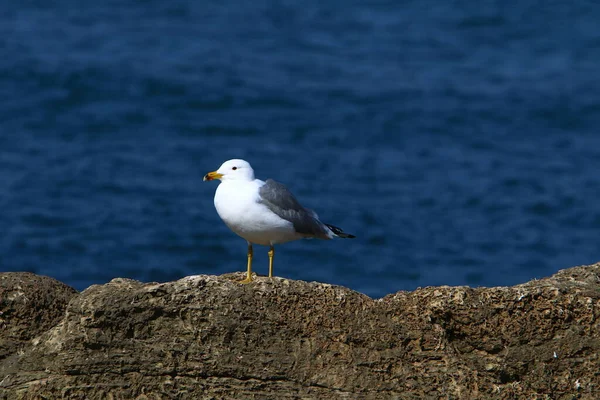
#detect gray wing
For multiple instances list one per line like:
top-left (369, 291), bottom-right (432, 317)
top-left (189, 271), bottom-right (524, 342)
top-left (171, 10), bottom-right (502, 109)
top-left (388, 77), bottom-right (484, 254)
top-left (258, 179), bottom-right (329, 237)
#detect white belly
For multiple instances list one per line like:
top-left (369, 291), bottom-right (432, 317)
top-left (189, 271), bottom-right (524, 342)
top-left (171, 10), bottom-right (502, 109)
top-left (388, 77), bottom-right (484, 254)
top-left (214, 180), bottom-right (301, 245)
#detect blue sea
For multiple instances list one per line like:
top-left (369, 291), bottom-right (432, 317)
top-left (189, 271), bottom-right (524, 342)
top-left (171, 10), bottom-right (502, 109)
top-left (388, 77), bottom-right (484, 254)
top-left (1, 1), bottom-right (599, 298)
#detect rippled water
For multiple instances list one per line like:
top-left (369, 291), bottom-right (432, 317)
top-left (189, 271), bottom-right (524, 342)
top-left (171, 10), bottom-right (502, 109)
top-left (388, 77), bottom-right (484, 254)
top-left (1, 1), bottom-right (599, 298)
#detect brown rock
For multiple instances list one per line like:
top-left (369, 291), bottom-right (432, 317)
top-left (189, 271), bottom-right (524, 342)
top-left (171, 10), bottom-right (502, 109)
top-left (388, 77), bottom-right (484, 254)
top-left (0, 272), bottom-right (77, 361)
top-left (1, 265), bottom-right (600, 399)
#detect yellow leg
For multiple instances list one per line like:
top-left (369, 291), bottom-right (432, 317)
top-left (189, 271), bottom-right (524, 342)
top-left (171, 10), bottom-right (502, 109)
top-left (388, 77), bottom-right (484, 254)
top-left (239, 242), bottom-right (253, 284)
top-left (268, 245), bottom-right (275, 278)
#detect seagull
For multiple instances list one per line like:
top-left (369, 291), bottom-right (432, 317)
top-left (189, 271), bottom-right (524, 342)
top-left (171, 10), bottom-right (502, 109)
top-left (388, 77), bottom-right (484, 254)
top-left (203, 159), bottom-right (355, 283)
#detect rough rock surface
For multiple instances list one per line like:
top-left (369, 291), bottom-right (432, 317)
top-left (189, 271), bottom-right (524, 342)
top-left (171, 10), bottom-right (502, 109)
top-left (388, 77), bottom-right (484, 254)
top-left (1, 264), bottom-right (600, 399)
top-left (0, 273), bottom-right (77, 362)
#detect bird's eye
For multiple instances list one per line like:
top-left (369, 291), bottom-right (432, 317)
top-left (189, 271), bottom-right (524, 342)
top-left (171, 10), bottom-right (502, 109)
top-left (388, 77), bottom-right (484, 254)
top-left (232, 166), bottom-right (237, 170)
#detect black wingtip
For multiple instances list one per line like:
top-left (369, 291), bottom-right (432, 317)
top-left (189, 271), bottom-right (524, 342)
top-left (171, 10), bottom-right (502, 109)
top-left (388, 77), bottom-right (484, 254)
top-left (325, 224), bottom-right (356, 239)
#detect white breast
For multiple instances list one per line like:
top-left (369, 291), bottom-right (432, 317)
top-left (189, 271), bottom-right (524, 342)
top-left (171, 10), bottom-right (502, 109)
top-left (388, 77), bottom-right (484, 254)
top-left (214, 180), bottom-right (300, 245)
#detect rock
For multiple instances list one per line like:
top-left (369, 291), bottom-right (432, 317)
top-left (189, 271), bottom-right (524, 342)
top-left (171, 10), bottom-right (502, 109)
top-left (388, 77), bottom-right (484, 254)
top-left (0, 273), bottom-right (77, 362)
top-left (1, 265), bottom-right (600, 399)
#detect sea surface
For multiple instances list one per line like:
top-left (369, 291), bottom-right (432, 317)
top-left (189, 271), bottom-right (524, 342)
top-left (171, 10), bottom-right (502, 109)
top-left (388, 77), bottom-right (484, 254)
top-left (1, 1), bottom-right (599, 298)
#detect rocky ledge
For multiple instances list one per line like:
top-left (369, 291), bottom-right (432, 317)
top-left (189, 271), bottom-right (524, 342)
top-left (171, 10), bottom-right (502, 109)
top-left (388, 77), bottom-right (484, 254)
top-left (1, 264), bottom-right (599, 399)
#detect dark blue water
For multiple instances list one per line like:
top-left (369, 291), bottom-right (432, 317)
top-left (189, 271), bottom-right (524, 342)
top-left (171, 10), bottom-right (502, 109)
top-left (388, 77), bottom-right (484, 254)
top-left (1, 1), bottom-right (599, 298)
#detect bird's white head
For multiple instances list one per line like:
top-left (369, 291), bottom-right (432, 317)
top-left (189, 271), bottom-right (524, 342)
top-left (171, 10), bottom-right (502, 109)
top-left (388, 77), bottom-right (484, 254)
top-left (203, 159), bottom-right (255, 182)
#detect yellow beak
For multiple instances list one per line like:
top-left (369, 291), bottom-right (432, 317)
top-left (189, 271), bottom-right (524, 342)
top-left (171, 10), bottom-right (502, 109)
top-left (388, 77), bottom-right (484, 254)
top-left (203, 171), bottom-right (223, 181)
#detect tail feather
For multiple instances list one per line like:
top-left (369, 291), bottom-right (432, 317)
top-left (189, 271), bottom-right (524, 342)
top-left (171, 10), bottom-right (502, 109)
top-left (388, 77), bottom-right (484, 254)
top-left (325, 223), bottom-right (356, 239)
